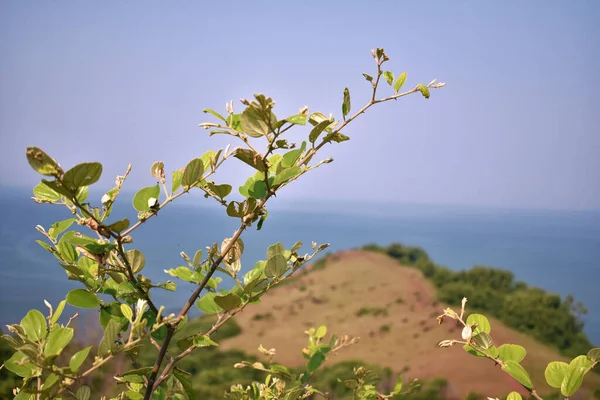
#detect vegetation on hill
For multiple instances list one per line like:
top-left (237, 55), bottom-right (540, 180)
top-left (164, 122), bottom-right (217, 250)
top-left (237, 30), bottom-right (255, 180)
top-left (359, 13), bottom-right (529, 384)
top-left (361, 243), bottom-right (593, 357)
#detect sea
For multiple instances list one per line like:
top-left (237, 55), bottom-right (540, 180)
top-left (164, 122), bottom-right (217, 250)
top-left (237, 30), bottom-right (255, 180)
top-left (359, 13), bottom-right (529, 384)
top-left (1, 187), bottom-right (599, 345)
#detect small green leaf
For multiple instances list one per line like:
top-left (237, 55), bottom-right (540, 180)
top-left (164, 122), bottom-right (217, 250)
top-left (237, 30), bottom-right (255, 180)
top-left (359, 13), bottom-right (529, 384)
top-left (273, 166), bottom-right (300, 187)
top-left (266, 254), bottom-right (288, 278)
top-left (98, 319), bottom-right (121, 357)
top-left (315, 326), bottom-right (327, 339)
top-left (307, 351), bottom-right (326, 373)
top-left (173, 368), bottom-right (197, 400)
top-left (214, 293), bottom-right (242, 310)
top-left (267, 242), bottom-right (285, 258)
top-left (107, 218), bottom-right (130, 233)
top-left (561, 364), bottom-right (586, 397)
top-left (392, 374), bottom-right (403, 394)
top-left (498, 344), bottom-right (526, 363)
top-left (234, 148), bottom-right (268, 172)
top-left (394, 72), bottom-right (407, 92)
top-left (5, 351), bottom-right (36, 378)
top-left (132, 185), bottom-right (160, 212)
top-left (63, 162), bottom-right (103, 190)
top-left (57, 235), bottom-right (77, 263)
top-left (44, 326), bottom-right (74, 357)
top-left (66, 289), bottom-right (101, 309)
top-left (309, 119), bottom-right (333, 144)
top-left (207, 182), bottom-right (232, 199)
top-left (466, 314), bottom-right (491, 334)
top-left (203, 108), bottom-right (227, 122)
top-left (76, 386), bottom-right (91, 400)
top-left (342, 87), bottom-right (351, 118)
top-left (172, 169), bottom-right (183, 193)
top-left (248, 180), bottom-right (267, 199)
top-left (120, 304), bottom-right (133, 321)
top-left (544, 361), bottom-right (569, 388)
top-left (506, 392), bottom-right (522, 400)
top-left (21, 309), bottom-right (47, 341)
top-left (196, 292), bottom-right (223, 314)
top-left (501, 360), bottom-right (532, 390)
top-left (418, 84), bottom-right (430, 99)
top-left (166, 266), bottom-right (193, 282)
top-left (69, 346), bottom-right (92, 372)
top-left (285, 114), bottom-right (307, 125)
top-left (33, 182), bottom-right (61, 201)
top-left (50, 300), bottom-right (66, 325)
top-left (48, 218), bottom-right (77, 240)
top-left (126, 249), bottom-right (146, 274)
top-left (42, 373), bottom-right (59, 391)
top-left (570, 354), bottom-right (592, 370)
top-left (26, 147), bottom-right (61, 176)
top-left (587, 348), bottom-right (600, 362)
top-left (282, 142), bottom-right (306, 168)
top-left (362, 73), bottom-right (373, 82)
top-left (241, 101), bottom-right (277, 138)
top-left (193, 335), bottom-right (219, 348)
top-left (383, 71), bottom-right (394, 86)
top-left (471, 332), bottom-right (493, 350)
top-left (182, 158), bottom-right (205, 187)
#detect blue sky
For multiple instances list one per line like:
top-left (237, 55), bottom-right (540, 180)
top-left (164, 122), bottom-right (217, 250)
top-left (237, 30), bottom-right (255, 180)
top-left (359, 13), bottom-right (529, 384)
top-left (1, 1), bottom-right (599, 210)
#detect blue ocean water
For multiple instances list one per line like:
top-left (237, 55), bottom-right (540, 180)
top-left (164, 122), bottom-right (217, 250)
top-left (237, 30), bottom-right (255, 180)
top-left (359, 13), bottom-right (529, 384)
top-left (1, 188), bottom-right (598, 345)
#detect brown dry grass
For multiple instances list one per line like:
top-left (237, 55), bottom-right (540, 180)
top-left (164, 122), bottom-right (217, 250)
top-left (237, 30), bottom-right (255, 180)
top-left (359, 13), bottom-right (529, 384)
top-left (221, 250), bottom-right (600, 399)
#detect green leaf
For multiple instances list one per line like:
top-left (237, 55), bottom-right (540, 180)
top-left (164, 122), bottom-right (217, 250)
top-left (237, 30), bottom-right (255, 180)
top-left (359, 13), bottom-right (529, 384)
top-left (120, 304), bottom-right (133, 321)
top-left (63, 162), bottom-right (103, 190)
top-left (172, 169), bottom-right (183, 193)
top-left (173, 368), bottom-right (197, 400)
top-left (501, 360), bottom-right (532, 390)
top-left (66, 289), bottom-right (101, 309)
top-left (273, 166), bottom-right (300, 187)
top-left (132, 185), bottom-right (160, 212)
top-left (315, 326), bottom-right (327, 339)
top-left (57, 235), bottom-right (78, 263)
top-left (498, 344), bottom-right (526, 363)
top-left (394, 72), bottom-right (407, 92)
top-left (309, 119), bottom-right (333, 144)
top-left (282, 142), bottom-right (306, 168)
top-left (383, 71), bottom-right (394, 86)
top-left (166, 266), bottom-right (194, 282)
top-left (182, 158), bottom-right (205, 187)
top-left (48, 218), bottom-right (77, 240)
top-left (234, 148), bottom-right (268, 172)
top-left (544, 361), bottom-right (569, 388)
top-left (266, 254), bottom-right (288, 278)
top-left (50, 300), bottom-right (66, 325)
top-left (107, 218), bottom-right (130, 233)
top-left (267, 242), bottom-right (285, 258)
top-left (193, 335), bottom-right (219, 348)
top-left (214, 293), bottom-right (242, 310)
top-left (42, 373), bottom-right (60, 391)
top-left (587, 348), bottom-right (600, 362)
top-left (249, 180), bottom-right (267, 199)
top-left (76, 185), bottom-right (89, 203)
top-left (241, 101), bottom-right (276, 138)
top-left (506, 392), bottom-right (522, 400)
top-left (44, 326), bottom-right (74, 357)
top-left (569, 355), bottom-right (592, 371)
top-left (466, 313), bottom-right (491, 334)
top-left (203, 108), bottom-right (227, 122)
top-left (307, 351), bottom-right (326, 373)
top-left (362, 73), bottom-right (373, 82)
top-left (126, 249), bottom-right (146, 274)
top-left (76, 386), bottom-right (91, 400)
top-left (21, 309), bottom-right (47, 341)
top-left (5, 351), bottom-right (36, 378)
top-left (418, 84), bottom-right (430, 99)
top-left (561, 364), bottom-right (586, 397)
top-left (285, 114), bottom-right (307, 125)
top-left (33, 182), bottom-right (61, 201)
top-left (471, 332), bottom-right (493, 350)
top-left (207, 182), bottom-right (232, 199)
top-left (69, 346), bottom-right (92, 372)
top-left (98, 319), bottom-right (121, 357)
top-left (196, 292), bottom-right (223, 314)
top-left (342, 87), bottom-right (351, 118)
top-left (42, 179), bottom-right (74, 198)
top-left (26, 146), bottom-right (61, 176)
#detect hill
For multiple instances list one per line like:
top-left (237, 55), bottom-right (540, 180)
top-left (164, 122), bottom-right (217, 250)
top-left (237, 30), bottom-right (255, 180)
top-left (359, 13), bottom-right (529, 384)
top-left (219, 250), bottom-right (600, 399)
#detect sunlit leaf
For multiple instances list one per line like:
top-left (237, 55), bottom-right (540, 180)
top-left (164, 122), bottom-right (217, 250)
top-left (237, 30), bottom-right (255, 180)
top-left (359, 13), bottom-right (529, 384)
top-left (44, 326), bottom-right (74, 357)
top-left (70, 346), bottom-right (92, 372)
top-left (21, 309), bottom-right (47, 341)
top-left (63, 162), bottom-right (103, 190)
top-left (66, 289), bottom-right (101, 309)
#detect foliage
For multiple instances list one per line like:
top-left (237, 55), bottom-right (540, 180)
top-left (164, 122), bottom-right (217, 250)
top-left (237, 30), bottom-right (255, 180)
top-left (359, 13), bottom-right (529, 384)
top-left (2, 48), bottom-right (446, 399)
top-left (363, 243), bottom-right (593, 357)
top-left (436, 298), bottom-right (599, 400)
